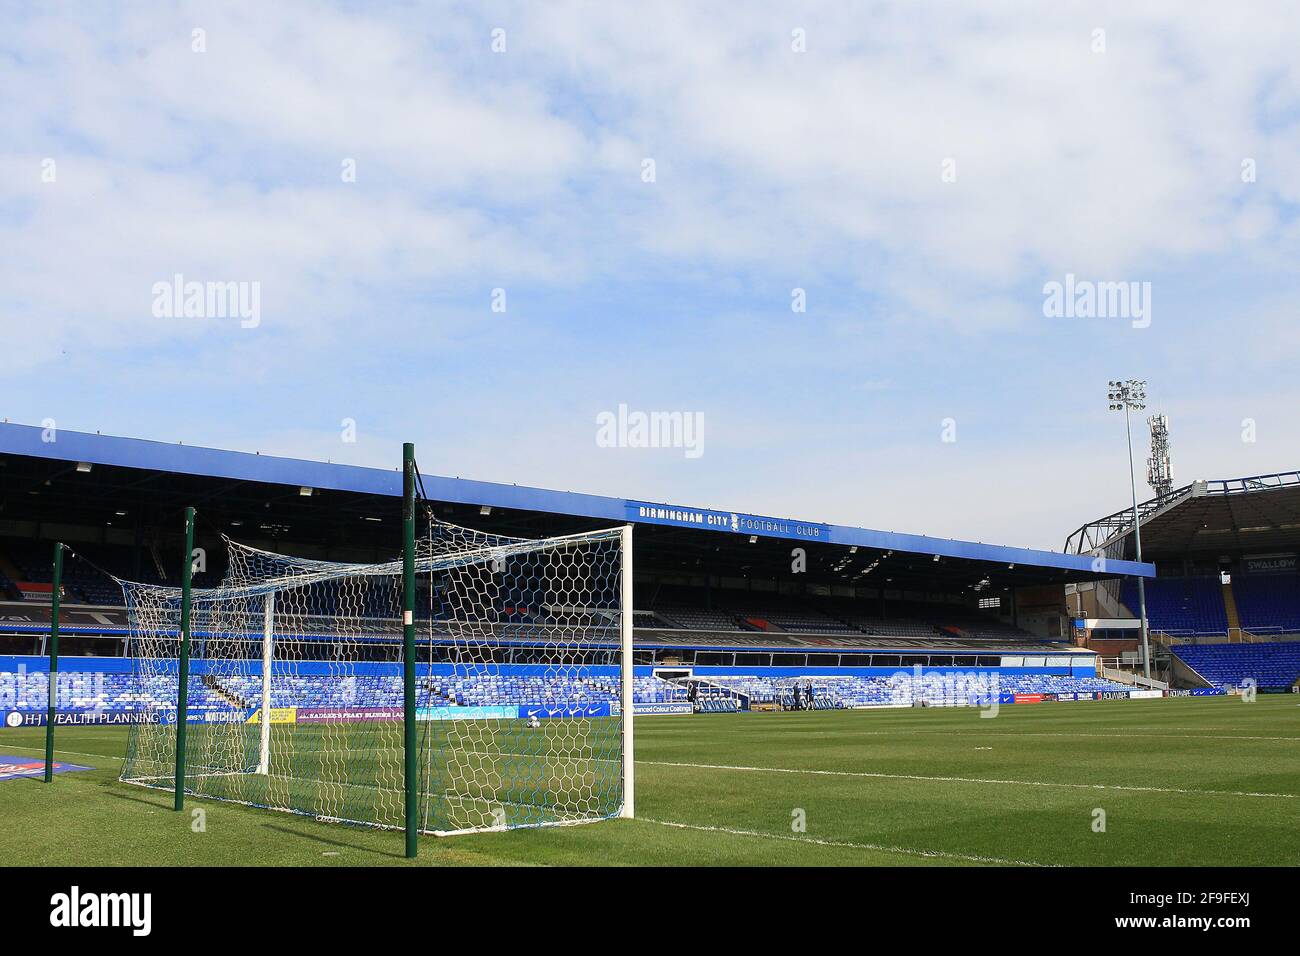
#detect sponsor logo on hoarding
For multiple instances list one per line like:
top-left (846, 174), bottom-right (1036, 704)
top-left (0, 755), bottom-right (93, 781)
top-left (519, 704), bottom-right (613, 719)
top-left (4, 710), bottom-right (165, 727)
top-left (1243, 555), bottom-right (1297, 573)
top-left (158, 710), bottom-right (249, 725)
top-left (418, 706), bottom-right (518, 721)
top-left (634, 702), bottom-right (694, 715)
top-left (297, 706), bottom-right (402, 724)
top-left (246, 707), bottom-right (298, 725)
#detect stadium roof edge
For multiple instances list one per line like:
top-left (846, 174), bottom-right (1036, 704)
top-left (0, 422), bottom-right (1154, 579)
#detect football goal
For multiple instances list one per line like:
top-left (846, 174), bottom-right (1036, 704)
top-left (116, 444), bottom-right (633, 851)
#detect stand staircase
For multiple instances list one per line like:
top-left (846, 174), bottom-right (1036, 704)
top-left (1222, 580), bottom-right (1243, 639)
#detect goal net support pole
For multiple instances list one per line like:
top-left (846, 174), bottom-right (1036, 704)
top-left (43, 542), bottom-right (64, 783)
top-left (620, 523), bottom-right (634, 819)
top-left (118, 455), bottom-right (630, 843)
top-left (258, 592), bottom-right (275, 775)
top-left (174, 506), bottom-right (195, 812)
top-left (402, 441), bottom-right (418, 859)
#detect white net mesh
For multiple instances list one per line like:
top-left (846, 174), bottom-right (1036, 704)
top-left (119, 517), bottom-right (628, 835)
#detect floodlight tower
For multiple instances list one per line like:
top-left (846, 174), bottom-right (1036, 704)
top-left (1147, 414), bottom-right (1172, 499)
top-left (1108, 380), bottom-right (1152, 679)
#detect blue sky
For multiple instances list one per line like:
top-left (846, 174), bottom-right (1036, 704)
top-left (2, 2), bottom-right (1298, 549)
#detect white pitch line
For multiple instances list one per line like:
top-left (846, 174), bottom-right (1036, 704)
top-left (731, 727), bottom-right (1300, 743)
top-left (640, 760), bottom-right (1300, 800)
top-left (639, 817), bottom-right (1053, 867)
top-left (3, 744), bottom-right (122, 762)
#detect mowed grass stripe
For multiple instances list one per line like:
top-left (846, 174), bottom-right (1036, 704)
top-left (641, 758), bottom-right (1300, 799)
top-left (640, 817), bottom-right (1055, 867)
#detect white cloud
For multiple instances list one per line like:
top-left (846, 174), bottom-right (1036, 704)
top-left (2, 1), bottom-right (1299, 549)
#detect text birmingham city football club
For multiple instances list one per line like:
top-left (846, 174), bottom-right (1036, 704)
top-left (635, 505), bottom-right (825, 539)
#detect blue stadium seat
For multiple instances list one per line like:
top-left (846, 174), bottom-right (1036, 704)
top-left (1172, 642), bottom-right (1300, 690)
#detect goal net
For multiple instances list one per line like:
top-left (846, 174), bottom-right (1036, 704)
top-left (118, 517), bottom-right (632, 836)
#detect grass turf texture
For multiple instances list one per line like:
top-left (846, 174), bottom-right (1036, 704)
top-left (2, 696), bottom-right (1297, 866)
top-left (118, 716), bottom-right (624, 833)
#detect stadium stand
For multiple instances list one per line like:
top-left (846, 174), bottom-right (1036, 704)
top-left (708, 592), bottom-right (857, 634)
top-left (0, 666), bottom-right (692, 712)
top-left (1120, 576), bottom-right (1228, 635)
top-left (653, 606), bottom-right (742, 630)
top-left (1171, 641), bottom-right (1300, 691)
top-left (1231, 574), bottom-right (1300, 633)
top-left (1, 537), bottom-right (148, 605)
top-left (706, 673), bottom-right (1131, 708)
top-left (1, 534), bottom-right (1044, 644)
top-left (0, 660), bottom-right (1138, 714)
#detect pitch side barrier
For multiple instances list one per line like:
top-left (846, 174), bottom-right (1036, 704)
top-left (1, 656), bottom-right (1224, 727)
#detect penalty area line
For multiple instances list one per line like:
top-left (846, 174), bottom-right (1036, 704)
top-left (640, 760), bottom-right (1300, 800)
top-left (639, 817), bottom-right (1052, 867)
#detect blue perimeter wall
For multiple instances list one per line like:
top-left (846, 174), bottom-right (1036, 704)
top-left (0, 655), bottom-right (1094, 679)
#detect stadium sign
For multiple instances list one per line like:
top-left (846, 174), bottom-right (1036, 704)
top-left (634, 702), bottom-right (693, 715)
top-left (629, 502), bottom-right (828, 541)
top-left (417, 705), bottom-right (519, 721)
top-left (1243, 554), bottom-right (1296, 573)
top-left (3, 710), bottom-right (163, 726)
top-left (246, 707), bottom-right (298, 725)
top-left (519, 704), bottom-right (612, 719)
top-left (298, 706), bottom-right (401, 723)
top-left (155, 709), bottom-right (249, 725)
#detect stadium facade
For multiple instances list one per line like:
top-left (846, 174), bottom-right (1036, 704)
top-left (1065, 469), bottom-right (1300, 691)
top-left (6, 421), bottom-right (1277, 721)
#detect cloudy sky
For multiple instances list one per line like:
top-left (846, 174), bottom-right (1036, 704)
top-left (2, 2), bottom-right (1297, 550)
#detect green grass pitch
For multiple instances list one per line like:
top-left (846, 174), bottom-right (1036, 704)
top-left (2, 696), bottom-right (1298, 866)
